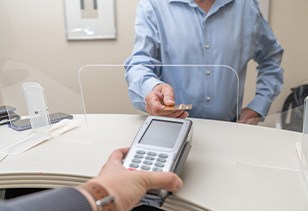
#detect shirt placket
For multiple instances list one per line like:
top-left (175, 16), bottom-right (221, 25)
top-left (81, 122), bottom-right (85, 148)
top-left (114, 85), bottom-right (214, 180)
top-left (202, 15), bottom-right (214, 117)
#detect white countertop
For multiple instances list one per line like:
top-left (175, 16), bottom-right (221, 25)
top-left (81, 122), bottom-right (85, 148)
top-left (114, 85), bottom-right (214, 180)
top-left (0, 114), bottom-right (307, 211)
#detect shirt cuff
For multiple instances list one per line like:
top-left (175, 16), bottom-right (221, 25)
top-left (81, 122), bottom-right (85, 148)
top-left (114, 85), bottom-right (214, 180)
top-left (142, 77), bottom-right (165, 97)
top-left (246, 95), bottom-right (272, 118)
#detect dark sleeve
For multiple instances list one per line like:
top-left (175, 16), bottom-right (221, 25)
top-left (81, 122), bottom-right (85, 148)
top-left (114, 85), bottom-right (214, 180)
top-left (0, 187), bottom-right (92, 211)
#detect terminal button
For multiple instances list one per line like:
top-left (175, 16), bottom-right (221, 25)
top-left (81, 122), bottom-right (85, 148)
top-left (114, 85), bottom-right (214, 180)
top-left (158, 153), bottom-right (168, 158)
top-left (132, 159), bottom-right (141, 163)
top-left (154, 162), bottom-right (165, 168)
top-left (147, 151), bottom-right (157, 156)
top-left (134, 154), bottom-right (143, 159)
top-left (141, 165), bottom-right (151, 171)
top-left (129, 163), bottom-right (139, 168)
top-left (136, 150), bottom-right (146, 154)
top-left (145, 156), bottom-right (155, 161)
top-left (152, 167), bottom-right (163, 172)
top-left (156, 157), bottom-right (166, 163)
top-left (143, 160), bottom-right (153, 165)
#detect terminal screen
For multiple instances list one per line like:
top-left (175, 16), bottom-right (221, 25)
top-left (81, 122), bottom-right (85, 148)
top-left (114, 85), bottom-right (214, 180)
top-left (139, 119), bottom-right (183, 148)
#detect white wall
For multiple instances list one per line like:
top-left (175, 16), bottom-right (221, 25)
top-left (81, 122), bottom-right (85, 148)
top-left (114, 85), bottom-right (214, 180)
top-left (1, 0), bottom-right (308, 126)
top-left (0, 0), bottom-right (139, 115)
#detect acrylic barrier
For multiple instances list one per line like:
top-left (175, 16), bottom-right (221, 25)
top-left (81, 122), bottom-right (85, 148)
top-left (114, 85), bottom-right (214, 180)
top-left (300, 98), bottom-right (308, 189)
top-left (235, 88), bottom-right (308, 192)
top-left (0, 1), bottom-right (91, 156)
top-left (235, 84), bottom-right (308, 174)
top-left (79, 64), bottom-right (240, 117)
top-left (257, 83), bottom-right (308, 133)
top-left (78, 64), bottom-right (240, 161)
top-left (235, 102), bottom-right (302, 171)
top-left (0, 69), bottom-right (89, 161)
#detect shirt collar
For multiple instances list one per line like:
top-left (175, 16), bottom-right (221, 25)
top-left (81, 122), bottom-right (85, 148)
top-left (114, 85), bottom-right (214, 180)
top-left (169, 0), bottom-right (234, 7)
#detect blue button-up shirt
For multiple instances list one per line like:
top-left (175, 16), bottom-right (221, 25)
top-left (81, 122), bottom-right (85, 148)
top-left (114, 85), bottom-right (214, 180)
top-left (125, 0), bottom-right (284, 121)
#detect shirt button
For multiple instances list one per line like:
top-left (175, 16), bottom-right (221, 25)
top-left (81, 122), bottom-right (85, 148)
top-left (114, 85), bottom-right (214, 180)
top-left (206, 96), bottom-right (211, 101)
top-left (206, 70), bottom-right (211, 75)
top-left (205, 44), bottom-right (210, 49)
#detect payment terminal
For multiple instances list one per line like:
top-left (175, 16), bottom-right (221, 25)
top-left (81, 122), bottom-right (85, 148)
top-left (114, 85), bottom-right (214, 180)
top-left (123, 116), bottom-right (193, 207)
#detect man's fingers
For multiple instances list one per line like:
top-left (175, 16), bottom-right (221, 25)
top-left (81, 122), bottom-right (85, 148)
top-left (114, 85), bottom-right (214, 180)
top-left (153, 84), bottom-right (175, 106)
top-left (238, 108), bottom-right (261, 125)
top-left (239, 117), bottom-right (260, 125)
top-left (163, 110), bottom-right (187, 118)
top-left (145, 172), bottom-right (183, 192)
top-left (163, 95), bottom-right (175, 106)
top-left (177, 111), bottom-right (189, 119)
top-left (161, 86), bottom-right (175, 106)
top-left (108, 148), bottom-right (129, 163)
top-left (145, 97), bottom-right (165, 114)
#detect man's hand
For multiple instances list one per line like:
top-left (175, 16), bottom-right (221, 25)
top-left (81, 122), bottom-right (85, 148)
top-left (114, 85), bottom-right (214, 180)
top-left (89, 148), bottom-right (183, 211)
top-left (238, 107), bottom-right (261, 125)
top-left (145, 83), bottom-right (188, 118)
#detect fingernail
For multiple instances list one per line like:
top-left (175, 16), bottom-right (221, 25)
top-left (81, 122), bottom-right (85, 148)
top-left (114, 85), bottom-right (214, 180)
top-left (185, 111), bottom-right (189, 117)
top-left (176, 182), bottom-right (183, 190)
top-left (167, 99), bottom-right (174, 104)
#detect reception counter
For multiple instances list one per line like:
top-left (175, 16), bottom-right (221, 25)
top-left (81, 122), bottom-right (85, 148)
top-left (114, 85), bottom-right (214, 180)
top-left (0, 114), bottom-right (307, 211)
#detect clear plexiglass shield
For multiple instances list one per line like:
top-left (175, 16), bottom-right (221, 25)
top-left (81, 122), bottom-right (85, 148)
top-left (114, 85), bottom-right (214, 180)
top-left (79, 64), bottom-right (241, 210)
top-left (79, 64), bottom-right (240, 160)
top-left (300, 97), bottom-right (308, 188)
top-left (0, 64), bottom-right (88, 159)
top-left (236, 87), bottom-right (305, 170)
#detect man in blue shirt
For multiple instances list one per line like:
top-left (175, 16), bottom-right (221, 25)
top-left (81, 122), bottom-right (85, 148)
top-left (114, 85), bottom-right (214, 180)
top-left (125, 0), bottom-right (284, 124)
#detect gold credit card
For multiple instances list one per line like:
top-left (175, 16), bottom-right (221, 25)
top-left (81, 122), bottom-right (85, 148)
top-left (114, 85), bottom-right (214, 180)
top-left (163, 104), bottom-right (192, 111)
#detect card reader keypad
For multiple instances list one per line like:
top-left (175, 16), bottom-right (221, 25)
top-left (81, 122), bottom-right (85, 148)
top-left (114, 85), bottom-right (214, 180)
top-left (129, 150), bottom-right (168, 172)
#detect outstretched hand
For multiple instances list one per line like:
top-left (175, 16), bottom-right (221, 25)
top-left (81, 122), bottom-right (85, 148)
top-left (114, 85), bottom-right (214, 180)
top-left (145, 84), bottom-right (188, 118)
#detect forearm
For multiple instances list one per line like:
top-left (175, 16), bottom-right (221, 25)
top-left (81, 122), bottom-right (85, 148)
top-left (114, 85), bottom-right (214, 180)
top-left (125, 63), bottom-right (164, 111)
top-left (124, 0), bottom-right (164, 111)
top-left (1, 188), bottom-right (92, 211)
top-left (251, 13), bottom-right (284, 117)
top-left (251, 42), bottom-right (284, 117)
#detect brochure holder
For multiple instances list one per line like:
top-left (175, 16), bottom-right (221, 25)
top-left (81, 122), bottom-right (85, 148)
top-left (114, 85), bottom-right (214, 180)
top-left (0, 82), bottom-right (50, 156)
top-left (22, 82), bottom-right (51, 134)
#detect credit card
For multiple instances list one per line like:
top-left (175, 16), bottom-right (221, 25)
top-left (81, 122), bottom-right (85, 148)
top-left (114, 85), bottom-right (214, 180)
top-left (163, 104), bottom-right (192, 111)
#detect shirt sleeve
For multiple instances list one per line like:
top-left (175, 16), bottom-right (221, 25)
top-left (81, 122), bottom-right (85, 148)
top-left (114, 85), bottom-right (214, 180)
top-left (0, 187), bottom-right (92, 211)
top-left (248, 13), bottom-right (284, 117)
top-left (124, 0), bottom-right (164, 111)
